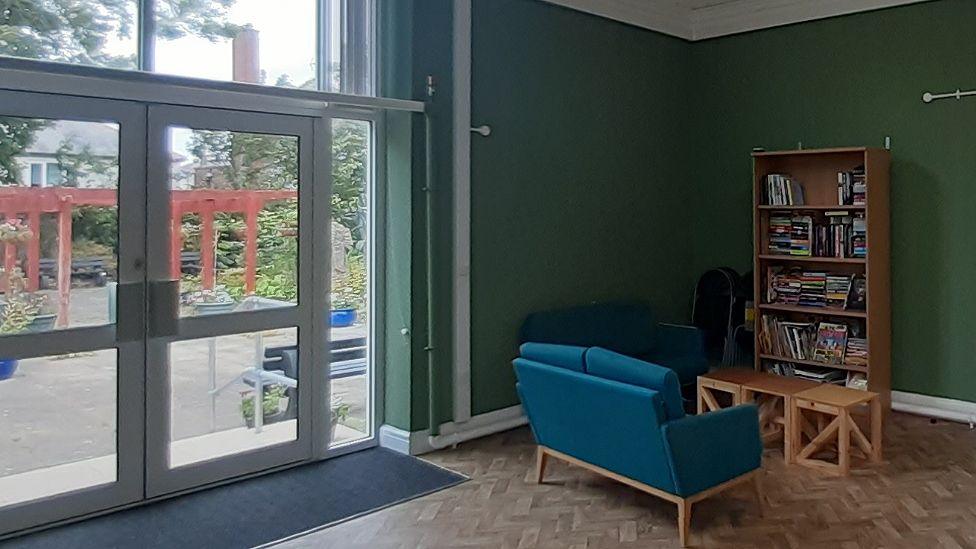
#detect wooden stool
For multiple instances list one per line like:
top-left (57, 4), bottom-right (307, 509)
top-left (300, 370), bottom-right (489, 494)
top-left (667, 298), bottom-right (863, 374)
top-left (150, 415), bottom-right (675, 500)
top-left (696, 369), bottom-right (764, 414)
top-left (791, 384), bottom-right (883, 475)
top-left (740, 375), bottom-right (818, 463)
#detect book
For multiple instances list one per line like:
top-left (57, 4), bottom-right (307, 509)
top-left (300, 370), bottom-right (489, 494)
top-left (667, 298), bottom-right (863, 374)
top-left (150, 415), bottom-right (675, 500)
top-left (846, 373), bottom-right (868, 390)
top-left (846, 275), bottom-right (867, 310)
top-left (769, 212), bottom-right (866, 259)
top-left (813, 322), bottom-right (848, 364)
top-left (793, 366), bottom-right (846, 384)
top-left (765, 174), bottom-right (805, 206)
top-left (845, 337), bottom-right (868, 366)
top-left (837, 166), bottom-right (866, 206)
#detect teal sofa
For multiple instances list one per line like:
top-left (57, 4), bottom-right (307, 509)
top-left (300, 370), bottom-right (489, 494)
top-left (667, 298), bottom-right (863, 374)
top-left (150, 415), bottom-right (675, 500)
top-left (518, 302), bottom-right (708, 386)
top-left (513, 343), bottom-right (763, 547)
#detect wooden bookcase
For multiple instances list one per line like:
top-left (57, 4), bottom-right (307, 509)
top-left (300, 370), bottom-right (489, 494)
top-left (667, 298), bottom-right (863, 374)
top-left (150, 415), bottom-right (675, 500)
top-left (752, 147), bottom-right (891, 407)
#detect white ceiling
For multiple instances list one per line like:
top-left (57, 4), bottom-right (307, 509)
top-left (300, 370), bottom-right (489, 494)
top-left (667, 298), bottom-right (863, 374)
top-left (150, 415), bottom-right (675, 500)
top-left (544, 0), bottom-right (927, 40)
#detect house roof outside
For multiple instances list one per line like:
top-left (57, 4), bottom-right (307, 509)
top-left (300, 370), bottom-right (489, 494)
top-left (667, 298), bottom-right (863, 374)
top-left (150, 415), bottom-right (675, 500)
top-left (25, 120), bottom-right (120, 158)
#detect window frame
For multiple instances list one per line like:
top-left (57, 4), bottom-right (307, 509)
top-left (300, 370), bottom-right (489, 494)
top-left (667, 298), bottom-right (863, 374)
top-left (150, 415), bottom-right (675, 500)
top-left (4, 0), bottom-right (375, 96)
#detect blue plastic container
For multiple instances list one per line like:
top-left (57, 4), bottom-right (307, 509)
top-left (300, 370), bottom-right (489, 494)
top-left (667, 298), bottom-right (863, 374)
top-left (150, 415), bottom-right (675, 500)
top-left (0, 359), bottom-right (18, 381)
top-left (330, 308), bottom-right (358, 328)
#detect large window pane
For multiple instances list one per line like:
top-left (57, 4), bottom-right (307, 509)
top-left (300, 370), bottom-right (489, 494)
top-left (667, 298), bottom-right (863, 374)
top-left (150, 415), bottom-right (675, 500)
top-left (0, 117), bottom-right (119, 333)
top-left (169, 328), bottom-right (298, 468)
top-left (0, 349), bottom-right (118, 508)
top-left (329, 118), bottom-right (371, 446)
top-left (323, 0), bottom-right (373, 94)
top-left (0, 1), bottom-right (138, 69)
top-left (154, 0), bottom-right (317, 89)
top-left (165, 126), bottom-right (298, 317)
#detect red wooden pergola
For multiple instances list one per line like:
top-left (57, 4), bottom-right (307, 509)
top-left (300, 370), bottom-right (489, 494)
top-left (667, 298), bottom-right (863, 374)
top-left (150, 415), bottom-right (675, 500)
top-left (0, 187), bottom-right (296, 327)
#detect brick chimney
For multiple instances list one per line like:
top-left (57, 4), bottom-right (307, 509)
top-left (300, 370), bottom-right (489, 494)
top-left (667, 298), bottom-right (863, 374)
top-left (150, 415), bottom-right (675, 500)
top-left (232, 27), bottom-right (260, 84)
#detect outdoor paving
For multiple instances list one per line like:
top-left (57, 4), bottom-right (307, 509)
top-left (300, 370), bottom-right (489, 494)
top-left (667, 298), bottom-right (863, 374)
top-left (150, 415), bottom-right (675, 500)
top-left (0, 287), bottom-right (370, 481)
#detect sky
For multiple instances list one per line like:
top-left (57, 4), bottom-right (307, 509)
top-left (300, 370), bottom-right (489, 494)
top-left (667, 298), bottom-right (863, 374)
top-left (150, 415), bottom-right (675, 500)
top-left (104, 0), bottom-right (340, 88)
top-left (103, 0), bottom-right (342, 168)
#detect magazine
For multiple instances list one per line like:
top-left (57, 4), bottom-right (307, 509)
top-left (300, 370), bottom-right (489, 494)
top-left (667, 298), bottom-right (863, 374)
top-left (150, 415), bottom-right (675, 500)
top-left (812, 322), bottom-right (848, 364)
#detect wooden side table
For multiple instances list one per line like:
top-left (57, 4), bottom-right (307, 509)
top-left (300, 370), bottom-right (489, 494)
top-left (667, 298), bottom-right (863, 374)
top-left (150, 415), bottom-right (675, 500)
top-left (696, 369), bottom-right (764, 414)
top-left (791, 384), bottom-right (882, 475)
top-left (740, 375), bottom-right (819, 463)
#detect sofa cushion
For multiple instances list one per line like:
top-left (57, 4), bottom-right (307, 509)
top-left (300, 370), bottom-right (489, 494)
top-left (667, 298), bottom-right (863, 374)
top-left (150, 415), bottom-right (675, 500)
top-left (519, 343), bottom-right (587, 372)
top-left (585, 347), bottom-right (685, 420)
top-left (519, 302), bottom-right (656, 356)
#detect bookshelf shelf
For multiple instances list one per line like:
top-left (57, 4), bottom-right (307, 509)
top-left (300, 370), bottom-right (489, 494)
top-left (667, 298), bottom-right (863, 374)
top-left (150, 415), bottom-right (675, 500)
top-left (758, 354), bottom-right (869, 374)
top-left (752, 147), bottom-right (890, 407)
top-left (757, 303), bottom-right (867, 318)
top-left (757, 205), bottom-right (866, 211)
top-left (758, 254), bottom-right (866, 265)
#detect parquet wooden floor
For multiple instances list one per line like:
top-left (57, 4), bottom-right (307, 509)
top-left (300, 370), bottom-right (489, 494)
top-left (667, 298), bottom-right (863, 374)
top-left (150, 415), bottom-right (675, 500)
top-left (275, 412), bottom-right (976, 548)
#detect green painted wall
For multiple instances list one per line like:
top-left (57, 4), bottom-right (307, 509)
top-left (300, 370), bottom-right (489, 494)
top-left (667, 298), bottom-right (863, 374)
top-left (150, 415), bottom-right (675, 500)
top-left (690, 0), bottom-right (976, 402)
top-left (468, 0), bottom-right (697, 415)
top-left (377, 0), bottom-right (457, 431)
top-left (382, 0), bottom-right (976, 432)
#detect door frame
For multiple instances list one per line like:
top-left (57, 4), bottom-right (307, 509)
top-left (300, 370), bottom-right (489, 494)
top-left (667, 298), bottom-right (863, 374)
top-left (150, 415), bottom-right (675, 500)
top-left (0, 90), bottom-right (148, 534)
top-left (143, 105), bottom-right (323, 497)
top-left (0, 69), bottom-right (393, 538)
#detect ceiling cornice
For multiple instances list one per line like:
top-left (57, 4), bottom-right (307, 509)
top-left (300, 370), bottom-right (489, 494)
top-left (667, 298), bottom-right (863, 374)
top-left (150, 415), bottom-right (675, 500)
top-left (543, 0), bottom-right (693, 40)
top-left (542, 0), bottom-right (930, 41)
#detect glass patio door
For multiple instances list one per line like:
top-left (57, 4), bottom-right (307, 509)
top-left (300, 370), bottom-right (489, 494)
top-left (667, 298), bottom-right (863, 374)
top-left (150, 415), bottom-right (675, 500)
top-left (144, 105), bottom-right (326, 497)
top-left (0, 91), bottom-right (147, 533)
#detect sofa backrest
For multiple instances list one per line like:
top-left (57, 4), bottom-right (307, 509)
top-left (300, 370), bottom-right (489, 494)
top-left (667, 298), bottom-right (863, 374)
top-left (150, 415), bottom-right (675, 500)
top-left (519, 342), bottom-right (587, 372)
top-left (518, 302), bottom-right (656, 356)
top-left (514, 358), bottom-right (677, 495)
top-left (585, 347), bottom-right (685, 421)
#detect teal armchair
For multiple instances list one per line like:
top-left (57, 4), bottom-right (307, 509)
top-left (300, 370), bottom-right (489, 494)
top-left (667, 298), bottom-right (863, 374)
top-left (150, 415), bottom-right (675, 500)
top-left (514, 344), bottom-right (763, 547)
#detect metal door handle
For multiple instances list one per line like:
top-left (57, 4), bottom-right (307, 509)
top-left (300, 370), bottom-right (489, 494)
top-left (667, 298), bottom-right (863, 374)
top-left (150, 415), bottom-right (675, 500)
top-left (148, 280), bottom-right (180, 338)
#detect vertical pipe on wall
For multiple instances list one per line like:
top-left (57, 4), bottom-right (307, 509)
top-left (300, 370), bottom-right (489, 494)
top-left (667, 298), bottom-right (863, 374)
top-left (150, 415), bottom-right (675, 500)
top-left (423, 85), bottom-right (439, 437)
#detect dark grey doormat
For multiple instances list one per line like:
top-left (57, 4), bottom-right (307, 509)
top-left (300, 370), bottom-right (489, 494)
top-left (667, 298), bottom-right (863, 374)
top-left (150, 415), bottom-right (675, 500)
top-left (2, 448), bottom-right (466, 549)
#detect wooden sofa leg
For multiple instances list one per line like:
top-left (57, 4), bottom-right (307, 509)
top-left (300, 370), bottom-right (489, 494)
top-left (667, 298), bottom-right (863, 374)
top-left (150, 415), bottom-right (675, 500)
top-left (678, 499), bottom-right (692, 547)
top-left (535, 446), bottom-right (549, 484)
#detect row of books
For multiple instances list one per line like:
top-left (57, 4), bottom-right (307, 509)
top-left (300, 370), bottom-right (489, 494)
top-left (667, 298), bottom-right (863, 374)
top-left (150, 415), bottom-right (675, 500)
top-left (846, 337), bottom-right (868, 366)
top-left (762, 167), bottom-right (866, 208)
top-left (764, 362), bottom-right (868, 390)
top-left (759, 315), bottom-right (867, 366)
top-left (838, 166), bottom-right (866, 206)
top-left (764, 173), bottom-right (805, 205)
top-left (768, 212), bottom-right (867, 258)
top-left (766, 266), bottom-right (867, 310)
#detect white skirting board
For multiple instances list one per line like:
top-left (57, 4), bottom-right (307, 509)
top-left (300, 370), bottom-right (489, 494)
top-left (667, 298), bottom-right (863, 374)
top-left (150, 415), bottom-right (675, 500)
top-left (379, 405), bottom-right (528, 455)
top-left (379, 391), bottom-right (976, 455)
top-left (892, 391), bottom-right (976, 427)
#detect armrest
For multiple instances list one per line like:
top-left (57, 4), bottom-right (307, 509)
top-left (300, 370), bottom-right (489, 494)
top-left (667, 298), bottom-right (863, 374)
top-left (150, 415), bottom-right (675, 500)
top-left (648, 324), bottom-right (707, 384)
top-left (654, 323), bottom-right (705, 358)
top-left (662, 405), bottom-right (762, 497)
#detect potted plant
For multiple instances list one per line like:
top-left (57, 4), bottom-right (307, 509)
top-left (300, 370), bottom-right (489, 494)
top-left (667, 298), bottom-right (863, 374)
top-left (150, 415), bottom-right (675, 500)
top-left (0, 268), bottom-right (42, 381)
top-left (240, 385), bottom-right (288, 428)
top-left (25, 293), bottom-right (57, 332)
top-left (0, 219), bottom-right (33, 244)
top-left (331, 395), bottom-right (351, 439)
top-left (183, 285), bottom-right (237, 315)
top-left (329, 290), bottom-right (359, 328)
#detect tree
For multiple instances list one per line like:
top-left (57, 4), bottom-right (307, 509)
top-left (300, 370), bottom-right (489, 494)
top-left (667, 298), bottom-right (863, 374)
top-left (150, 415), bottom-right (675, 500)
top-left (0, 0), bottom-right (240, 68)
top-left (0, 1), bottom-right (243, 183)
top-left (55, 138), bottom-right (117, 187)
top-left (188, 131), bottom-right (297, 190)
top-left (0, 116), bottom-right (45, 185)
top-left (331, 120), bottom-right (369, 245)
